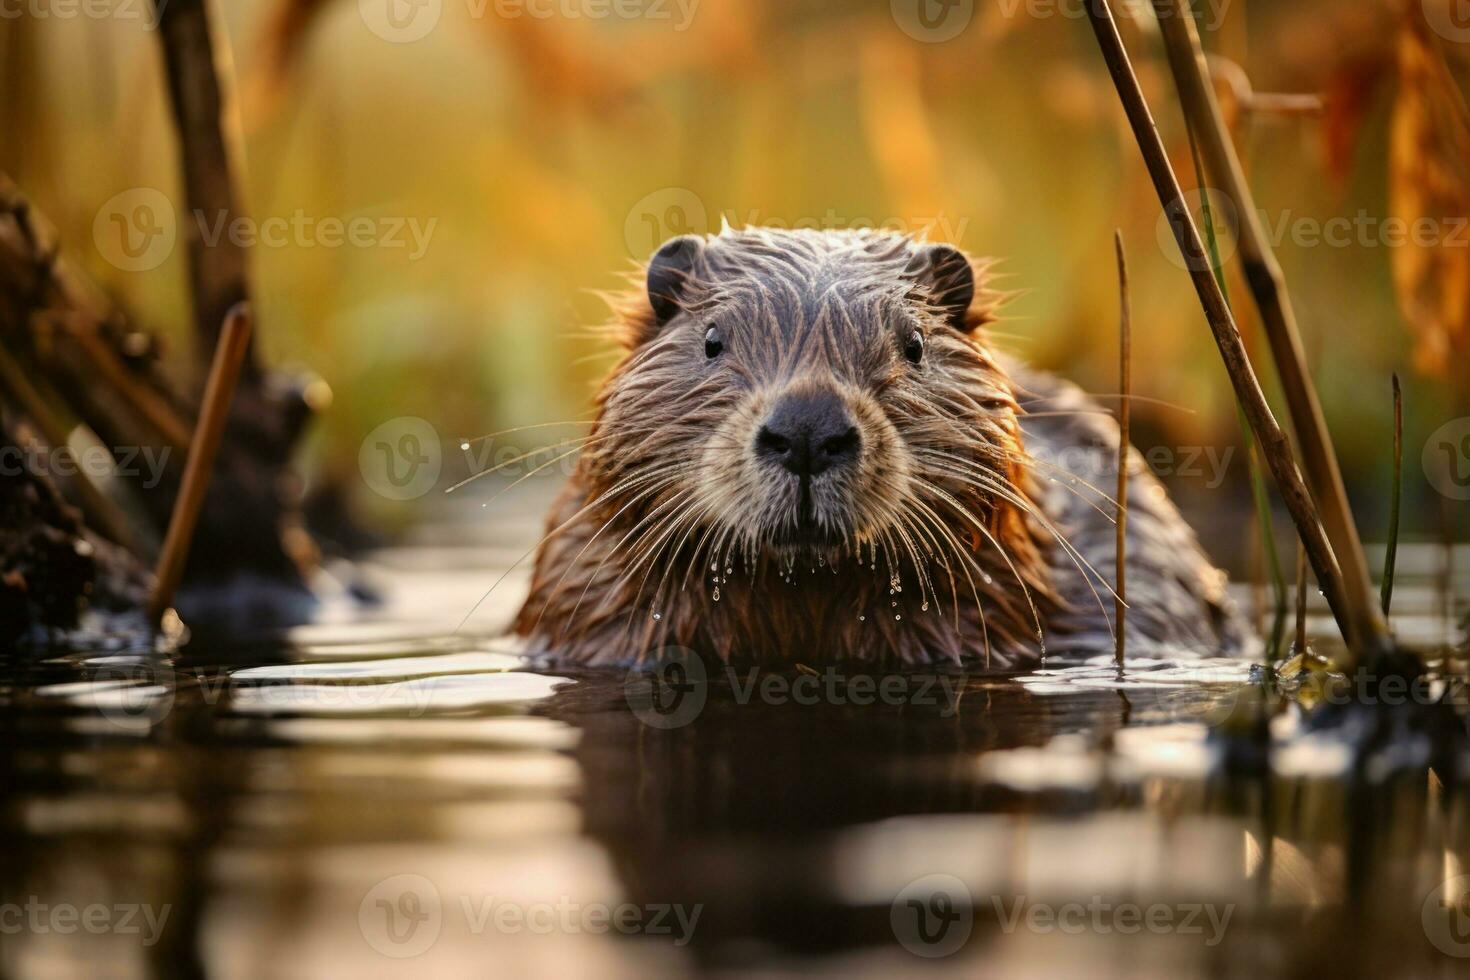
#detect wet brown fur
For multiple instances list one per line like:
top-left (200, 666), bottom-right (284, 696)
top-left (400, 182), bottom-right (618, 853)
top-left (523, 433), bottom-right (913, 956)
top-left (514, 228), bottom-right (1244, 668)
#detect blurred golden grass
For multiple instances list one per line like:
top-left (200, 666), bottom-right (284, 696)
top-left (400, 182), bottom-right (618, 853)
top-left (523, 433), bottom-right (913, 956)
top-left (1390, 10), bottom-right (1470, 380)
top-left (0, 0), bottom-right (1465, 529)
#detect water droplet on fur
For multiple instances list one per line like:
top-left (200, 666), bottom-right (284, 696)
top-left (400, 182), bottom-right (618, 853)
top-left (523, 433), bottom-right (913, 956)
top-left (459, 441), bottom-right (470, 451)
top-left (921, 602), bottom-right (930, 611)
top-left (895, 614), bottom-right (902, 621)
top-left (712, 586), bottom-right (721, 602)
top-left (711, 561), bottom-right (719, 571)
top-left (652, 612), bottom-right (662, 621)
top-left (858, 614), bottom-right (866, 622)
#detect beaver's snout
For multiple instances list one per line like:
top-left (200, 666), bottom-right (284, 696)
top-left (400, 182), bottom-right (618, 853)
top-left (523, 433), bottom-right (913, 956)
top-left (755, 387), bottom-right (861, 479)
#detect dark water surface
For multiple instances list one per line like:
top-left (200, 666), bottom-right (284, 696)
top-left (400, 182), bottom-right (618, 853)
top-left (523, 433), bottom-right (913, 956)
top-left (3, 494), bottom-right (1468, 978)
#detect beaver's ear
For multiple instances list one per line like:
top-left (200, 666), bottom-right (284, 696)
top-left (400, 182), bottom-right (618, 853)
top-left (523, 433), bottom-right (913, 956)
top-left (646, 235), bottom-right (704, 326)
top-left (904, 244), bottom-right (975, 331)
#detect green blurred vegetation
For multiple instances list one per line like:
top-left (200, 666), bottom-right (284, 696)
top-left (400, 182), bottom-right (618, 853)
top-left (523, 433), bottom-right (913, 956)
top-left (1, 0), bottom-right (1464, 534)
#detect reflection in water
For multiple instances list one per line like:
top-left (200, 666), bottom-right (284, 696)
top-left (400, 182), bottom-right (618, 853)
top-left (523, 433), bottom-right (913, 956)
top-left (1, 535), bottom-right (1467, 978)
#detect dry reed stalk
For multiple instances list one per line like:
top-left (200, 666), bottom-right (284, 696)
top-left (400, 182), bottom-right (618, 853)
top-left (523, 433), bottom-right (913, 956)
top-left (1382, 374), bottom-right (1403, 617)
top-left (1295, 542), bottom-right (1308, 656)
top-left (153, 0), bottom-right (256, 373)
top-left (1114, 230), bottom-right (1131, 668)
top-left (1148, 0), bottom-right (1391, 662)
top-left (147, 304), bottom-right (253, 623)
top-left (1083, 0), bottom-right (1387, 663)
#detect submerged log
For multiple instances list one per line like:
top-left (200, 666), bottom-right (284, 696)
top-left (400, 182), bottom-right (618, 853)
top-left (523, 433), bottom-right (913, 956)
top-left (0, 417), bottom-right (150, 646)
top-left (0, 176), bottom-right (320, 635)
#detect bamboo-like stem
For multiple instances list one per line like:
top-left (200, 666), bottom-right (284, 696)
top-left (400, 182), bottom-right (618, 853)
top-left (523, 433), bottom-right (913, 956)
top-left (1114, 230), bottom-right (1131, 669)
top-left (1295, 542), bottom-right (1308, 656)
top-left (0, 344), bottom-right (138, 550)
top-left (1441, 499), bottom-right (1455, 654)
top-left (1382, 374), bottom-right (1402, 618)
top-left (1083, 0), bottom-right (1386, 662)
top-left (153, 0), bottom-right (256, 375)
top-left (1148, 0), bottom-right (1390, 661)
top-left (147, 304), bottom-right (253, 623)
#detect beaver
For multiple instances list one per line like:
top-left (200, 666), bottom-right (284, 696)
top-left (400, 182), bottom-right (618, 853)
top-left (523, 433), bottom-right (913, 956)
top-left (513, 227), bottom-right (1245, 668)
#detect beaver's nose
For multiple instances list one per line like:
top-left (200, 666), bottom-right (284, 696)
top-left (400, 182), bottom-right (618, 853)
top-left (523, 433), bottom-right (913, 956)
top-left (756, 389), bottom-right (861, 478)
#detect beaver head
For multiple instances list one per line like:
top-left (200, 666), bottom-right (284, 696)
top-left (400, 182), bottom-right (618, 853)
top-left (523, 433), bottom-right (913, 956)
top-left (584, 227), bottom-right (1030, 567)
top-left (516, 226), bottom-right (1243, 665)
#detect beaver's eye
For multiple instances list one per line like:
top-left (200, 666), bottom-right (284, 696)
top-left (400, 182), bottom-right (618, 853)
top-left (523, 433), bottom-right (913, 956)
top-left (704, 325), bottom-right (724, 359)
top-left (903, 331), bottom-right (924, 365)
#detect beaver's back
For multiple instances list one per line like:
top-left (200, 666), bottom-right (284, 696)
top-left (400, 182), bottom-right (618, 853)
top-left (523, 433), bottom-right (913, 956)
top-left (1008, 358), bottom-right (1249, 657)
